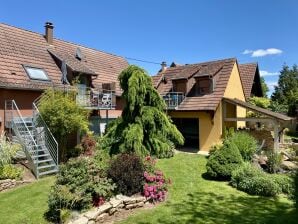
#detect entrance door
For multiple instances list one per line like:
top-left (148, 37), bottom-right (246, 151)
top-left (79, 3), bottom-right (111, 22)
top-left (172, 118), bottom-right (199, 151)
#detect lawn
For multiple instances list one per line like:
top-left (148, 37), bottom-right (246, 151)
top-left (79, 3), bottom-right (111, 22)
top-left (120, 153), bottom-right (297, 224)
top-left (0, 176), bottom-right (55, 224)
top-left (0, 154), bottom-right (296, 224)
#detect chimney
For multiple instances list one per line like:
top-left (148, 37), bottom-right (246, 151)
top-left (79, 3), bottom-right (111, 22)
top-left (161, 61), bottom-right (167, 72)
top-left (45, 22), bottom-right (54, 44)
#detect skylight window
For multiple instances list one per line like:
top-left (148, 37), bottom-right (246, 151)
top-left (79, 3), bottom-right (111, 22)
top-left (23, 66), bottom-right (50, 81)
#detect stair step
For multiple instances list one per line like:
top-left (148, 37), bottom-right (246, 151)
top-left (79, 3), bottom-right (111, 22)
top-left (35, 158), bottom-right (53, 164)
top-left (38, 169), bottom-right (58, 176)
top-left (32, 153), bottom-right (50, 158)
top-left (37, 164), bottom-right (57, 170)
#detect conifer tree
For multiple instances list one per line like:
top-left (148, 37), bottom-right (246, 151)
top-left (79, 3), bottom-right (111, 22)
top-left (103, 65), bottom-right (184, 157)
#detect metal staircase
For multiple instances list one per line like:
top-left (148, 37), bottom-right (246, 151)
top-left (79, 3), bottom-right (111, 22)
top-left (5, 100), bottom-right (58, 178)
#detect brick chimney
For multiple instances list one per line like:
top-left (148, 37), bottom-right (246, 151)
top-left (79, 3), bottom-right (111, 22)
top-left (161, 61), bottom-right (167, 72)
top-left (45, 22), bottom-right (54, 44)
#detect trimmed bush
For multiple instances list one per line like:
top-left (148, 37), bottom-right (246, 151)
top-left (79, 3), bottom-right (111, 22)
top-left (206, 140), bottom-right (243, 180)
top-left (229, 132), bottom-right (258, 161)
top-left (107, 153), bottom-right (144, 196)
top-left (231, 163), bottom-right (294, 197)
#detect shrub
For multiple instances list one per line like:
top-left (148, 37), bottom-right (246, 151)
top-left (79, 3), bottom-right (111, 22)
top-left (206, 140), bottom-right (243, 180)
top-left (0, 132), bottom-right (20, 166)
top-left (81, 135), bottom-right (96, 156)
top-left (93, 149), bottom-right (111, 173)
top-left (143, 156), bottom-right (170, 202)
top-left (107, 153), bottom-right (144, 196)
top-left (45, 157), bottom-right (115, 222)
top-left (228, 132), bottom-right (258, 161)
top-left (209, 143), bottom-right (223, 156)
top-left (231, 163), bottom-right (280, 196)
top-left (266, 151), bottom-right (283, 173)
top-left (295, 170), bottom-right (298, 208)
top-left (272, 174), bottom-right (294, 195)
top-left (0, 164), bottom-right (23, 180)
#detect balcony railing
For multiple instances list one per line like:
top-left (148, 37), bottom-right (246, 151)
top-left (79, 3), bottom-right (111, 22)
top-left (76, 87), bottom-right (116, 109)
top-left (161, 92), bottom-right (185, 109)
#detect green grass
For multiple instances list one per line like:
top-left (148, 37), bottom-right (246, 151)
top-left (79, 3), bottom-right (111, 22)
top-left (120, 153), bottom-right (297, 224)
top-left (0, 176), bottom-right (55, 224)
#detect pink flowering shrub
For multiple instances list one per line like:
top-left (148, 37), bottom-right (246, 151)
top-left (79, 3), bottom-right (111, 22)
top-left (143, 156), bottom-right (170, 202)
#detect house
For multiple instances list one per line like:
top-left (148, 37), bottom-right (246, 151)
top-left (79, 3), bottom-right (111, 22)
top-left (0, 22), bottom-right (129, 134)
top-left (153, 58), bottom-right (292, 152)
top-left (0, 22), bottom-right (128, 177)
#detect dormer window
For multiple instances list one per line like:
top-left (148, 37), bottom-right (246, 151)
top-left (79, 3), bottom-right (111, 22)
top-left (195, 76), bottom-right (214, 95)
top-left (23, 66), bottom-right (50, 81)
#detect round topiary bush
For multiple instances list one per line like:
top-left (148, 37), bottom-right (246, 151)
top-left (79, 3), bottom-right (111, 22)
top-left (228, 132), bottom-right (258, 161)
top-left (206, 140), bottom-right (243, 180)
top-left (107, 153), bottom-right (144, 196)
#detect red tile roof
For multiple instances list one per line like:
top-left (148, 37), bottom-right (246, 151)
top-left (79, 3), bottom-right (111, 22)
top-left (152, 58), bottom-right (237, 111)
top-left (238, 63), bottom-right (258, 99)
top-left (0, 23), bottom-right (128, 94)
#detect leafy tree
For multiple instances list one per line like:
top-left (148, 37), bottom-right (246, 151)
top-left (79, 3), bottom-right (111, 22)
top-left (271, 64), bottom-right (298, 116)
top-left (248, 97), bottom-right (271, 109)
top-left (38, 89), bottom-right (89, 162)
top-left (102, 65), bottom-right (184, 157)
top-left (260, 77), bottom-right (269, 97)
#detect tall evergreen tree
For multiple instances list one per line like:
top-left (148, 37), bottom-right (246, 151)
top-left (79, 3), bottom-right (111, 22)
top-left (271, 64), bottom-right (298, 116)
top-left (260, 77), bottom-right (269, 97)
top-left (102, 65), bottom-right (184, 157)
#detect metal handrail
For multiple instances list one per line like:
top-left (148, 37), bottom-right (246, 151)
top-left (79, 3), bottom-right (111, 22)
top-left (161, 92), bottom-right (185, 109)
top-left (5, 100), bottom-right (39, 176)
top-left (32, 102), bottom-right (59, 166)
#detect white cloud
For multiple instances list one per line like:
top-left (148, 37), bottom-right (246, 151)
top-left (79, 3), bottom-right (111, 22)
top-left (260, 70), bottom-right (279, 77)
top-left (242, 48), bottom-right (283, 57)
top-left (267, 81), bottom-right (278, 95)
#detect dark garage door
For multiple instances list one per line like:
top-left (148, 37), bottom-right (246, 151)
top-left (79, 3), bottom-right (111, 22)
top-left (172, 118), bottom-right (199, 150)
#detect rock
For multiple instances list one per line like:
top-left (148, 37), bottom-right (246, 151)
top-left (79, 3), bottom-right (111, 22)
top-left (83, 208), bottom-right (99, 220)
top-left (71, 216), bottom-right (89, 224)
top-left (109, 198), bottom-right (123, 208)
top-left (281, 161), bottom-right (297, 171)
top-left (109, 208), bottom-right (117, 215)
top-left (87, 221), bottom-right (95, 224)
top-left (116, 203), bottom-right (124, 209)
top-left (116, 194), bottom-right (130, 201)
top-left (98, 202), bottom-right (112, 215)
top-left (133, 196), bottom-right (146, 203)
top-left (125, 203), bottom-right (137, 209)
top-left (136, 201), bottom-right (144, 207)
top-left (96, 213), bottom-right (108, 222)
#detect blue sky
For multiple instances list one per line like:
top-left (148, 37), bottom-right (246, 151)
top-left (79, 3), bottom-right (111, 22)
top-left (1, 0), bottom-right (298, 95)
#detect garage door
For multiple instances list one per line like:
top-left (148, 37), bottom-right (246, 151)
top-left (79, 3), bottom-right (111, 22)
top-left (172, 118), bottom-right (199, 150)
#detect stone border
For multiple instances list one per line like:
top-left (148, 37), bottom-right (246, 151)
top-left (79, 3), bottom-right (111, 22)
top-left (0, 179), bottom-right (33, 192)
top-left (68, 195), bottom-right (149, 224)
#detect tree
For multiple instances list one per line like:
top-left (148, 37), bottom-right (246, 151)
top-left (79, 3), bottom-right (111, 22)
top-left (260, 77), bottom-right (269, 97)
top-left (102, 65), bottom-right (184, 157)
top-left (38, 89), bottom-right (90, 162)
top-left (271, 64), bottom-right (298, 116)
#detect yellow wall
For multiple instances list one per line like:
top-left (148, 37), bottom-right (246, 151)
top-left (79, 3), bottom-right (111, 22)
top-left (223, 63), bottom-right (246, 128)
top-left (169, 104), bottom-right (222, 152)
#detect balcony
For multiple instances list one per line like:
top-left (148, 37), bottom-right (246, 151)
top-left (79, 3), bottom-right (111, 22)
top-left (76, 86), bottom-right (116, 110)
top-left (161, 92), bottom-right (185, 109)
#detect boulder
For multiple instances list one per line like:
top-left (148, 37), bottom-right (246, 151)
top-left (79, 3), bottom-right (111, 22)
top-left (281, 161), bottom-right (298, 171)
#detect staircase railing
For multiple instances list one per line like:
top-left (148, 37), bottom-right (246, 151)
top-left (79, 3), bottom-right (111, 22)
top-left (32, 102), bottom-right (59, 166)
top-left (5, 100), bottom-right (39, 176)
